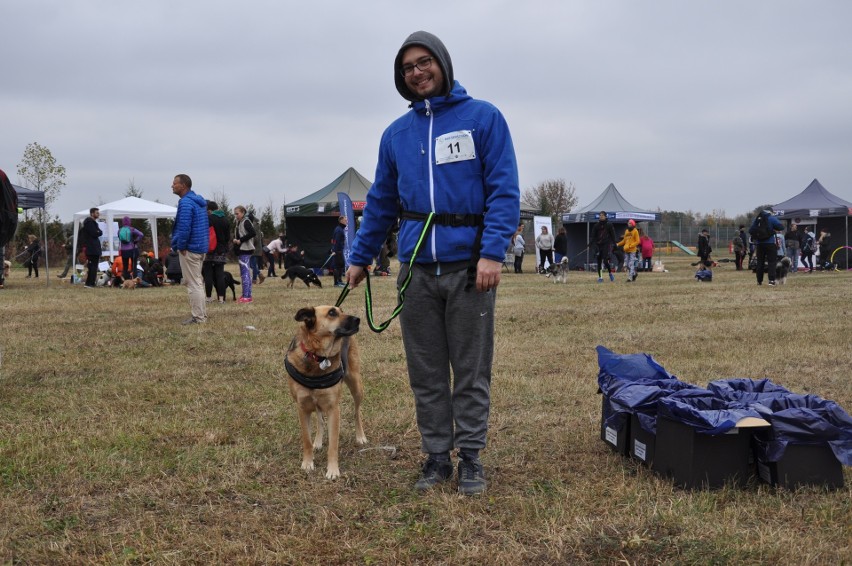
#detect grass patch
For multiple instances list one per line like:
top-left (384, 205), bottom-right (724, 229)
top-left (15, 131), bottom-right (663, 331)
top-left (0, 257), bottom-right (850, 564)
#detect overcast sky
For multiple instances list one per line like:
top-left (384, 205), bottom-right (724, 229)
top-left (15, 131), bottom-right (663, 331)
top-left (3, 1), bottom-right (851, 222)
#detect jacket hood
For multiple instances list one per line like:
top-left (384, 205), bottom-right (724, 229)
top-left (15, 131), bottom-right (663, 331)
top-left (184, 190), bottom-right (207, 208)
top-left (394, 31), bottom-right (454, 102)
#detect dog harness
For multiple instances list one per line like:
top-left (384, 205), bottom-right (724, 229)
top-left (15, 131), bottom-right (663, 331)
top-left (284, 337), bottom-right (350, 389)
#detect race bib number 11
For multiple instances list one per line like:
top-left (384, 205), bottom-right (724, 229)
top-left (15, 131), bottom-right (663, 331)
top-left (435, 130), bottom-right (476, 165)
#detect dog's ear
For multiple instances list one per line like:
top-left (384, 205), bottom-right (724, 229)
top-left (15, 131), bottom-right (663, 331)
top-left (295, 307), bottom-right (316, 329)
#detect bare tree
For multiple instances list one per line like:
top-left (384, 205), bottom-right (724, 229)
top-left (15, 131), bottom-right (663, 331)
top-left (521, 179), bottom-right (578, 223)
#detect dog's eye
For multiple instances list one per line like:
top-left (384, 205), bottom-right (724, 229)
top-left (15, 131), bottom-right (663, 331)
top-left (327, 308), bottom-right (338, 318)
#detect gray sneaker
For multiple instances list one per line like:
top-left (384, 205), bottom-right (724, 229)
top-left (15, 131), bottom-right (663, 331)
top-left (457, 459), bottom-right (487, 496)
top-left (414, 458), bottom-right (454, 491)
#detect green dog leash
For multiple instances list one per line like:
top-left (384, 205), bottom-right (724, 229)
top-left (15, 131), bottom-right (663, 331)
top-left (334, 212), bottom-right (434, 333)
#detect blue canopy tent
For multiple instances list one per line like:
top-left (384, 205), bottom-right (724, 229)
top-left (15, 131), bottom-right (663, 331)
top-left (561, 183), bottom-right (661, 269)
top-left (13, 185), bottom-right (45, 210)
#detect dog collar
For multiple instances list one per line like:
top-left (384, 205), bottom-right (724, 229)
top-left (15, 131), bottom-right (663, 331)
top-left (299, 341), bottom-right (330, 368)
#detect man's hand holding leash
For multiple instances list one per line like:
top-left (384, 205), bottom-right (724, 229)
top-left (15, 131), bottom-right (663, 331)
top-left (345, 265), bottom-right (368, 289)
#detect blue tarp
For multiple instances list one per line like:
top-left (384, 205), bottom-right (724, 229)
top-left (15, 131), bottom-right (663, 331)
top-left (708, 378), bottom-right (791, 401)
top-left (658, 395), bottom-right (766, 435)
top-left (756, 397), bottom-right (852, 465)
top-left (597, 351), bottom-right (852, 462)
top-left (596, 345), bottom-right (681, 395)
top-left (597, 346), bottom-right (699, 432)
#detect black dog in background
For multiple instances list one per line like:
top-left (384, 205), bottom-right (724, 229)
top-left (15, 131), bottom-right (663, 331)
top-left (282, 266), bottom-right (323, 288)
top-left (223, 271), bottom-right (240, 300)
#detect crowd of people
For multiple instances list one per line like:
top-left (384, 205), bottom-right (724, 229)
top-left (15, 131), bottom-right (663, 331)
top-left (502, 208), bottom-right (841, 287)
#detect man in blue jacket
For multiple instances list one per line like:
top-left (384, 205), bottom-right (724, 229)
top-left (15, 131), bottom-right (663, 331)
top-left (171, 174), bottom-right (209, 324)
top-left (750, 208), bottom-right (784, 286)
top-left (345, 31), bottom-right (520, 495)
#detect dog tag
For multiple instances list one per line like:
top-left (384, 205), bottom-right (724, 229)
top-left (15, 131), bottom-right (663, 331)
top-left (319, 358), bottom-right (331, 370)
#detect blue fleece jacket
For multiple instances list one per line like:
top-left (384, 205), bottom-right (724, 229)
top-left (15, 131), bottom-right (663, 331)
top-left (171, 190), bottom-right (209, 254)
top-left (349, 81), bottom-right (520, 266)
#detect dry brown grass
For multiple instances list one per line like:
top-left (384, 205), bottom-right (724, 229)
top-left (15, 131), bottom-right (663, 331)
top-left (1, 255), bottom-right (850, 565)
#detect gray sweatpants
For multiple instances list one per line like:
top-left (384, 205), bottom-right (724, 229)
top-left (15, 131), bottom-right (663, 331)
top-left (398, 263), bottom-right (495, 454)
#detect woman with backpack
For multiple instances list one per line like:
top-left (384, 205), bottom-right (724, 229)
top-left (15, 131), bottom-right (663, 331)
top-left (118, 216), bottom-right (144, 280)
top-left (203, 200), bottom-right (231, 303)
top-left (749, 209), bottom-right (784, 286)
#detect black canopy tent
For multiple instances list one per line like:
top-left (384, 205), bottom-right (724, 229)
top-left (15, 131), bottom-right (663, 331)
top-left (12, 184), bottom-right (50, 285)
top-left (561, 183), bottom-right (661, 269)
top-left (773, 178), bottom-right (851, 268)
top-left (283, 167), bottom-right (372, 267)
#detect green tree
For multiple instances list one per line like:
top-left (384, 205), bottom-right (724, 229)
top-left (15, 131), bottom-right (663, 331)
top-left (260, 204), bottom-right (276, 240)
top-left (521, 179), bottom-right (578, 225)
top-left (125, 178), bottom-right (144, 198)
top-left (16, 142), bottom-right (67, 219)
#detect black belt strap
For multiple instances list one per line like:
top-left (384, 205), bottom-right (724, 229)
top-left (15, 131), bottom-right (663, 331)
top-left (400, 210), bottom-right (484, 291)
top-left (400, 210), bottom-right (483, 228)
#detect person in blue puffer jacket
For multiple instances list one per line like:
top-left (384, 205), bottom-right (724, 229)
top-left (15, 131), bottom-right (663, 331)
top-left (170, 173), bottom-right (209, 324)
top-left (345, 31), bottom-right (520, 496)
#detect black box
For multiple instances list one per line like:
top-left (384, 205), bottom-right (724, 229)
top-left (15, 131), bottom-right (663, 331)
top-left (652, 416), bottom-right (764, 489)
top-left (755, 441), bottom-right (844, 489)
top-left (600, 395), bottom-right (629, 456)
top-left (630, 413), bottom-right (656, 466)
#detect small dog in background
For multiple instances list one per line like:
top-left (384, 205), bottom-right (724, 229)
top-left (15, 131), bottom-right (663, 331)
top-left (552, 257), bottom-right (570, 283)
top-left (121, 277), bottom-right (142, 289)
top-left (775, 256), bottom-right (792, 285)
top-left (96, 271), bottom-right (112, 287)
top-left (222, 271), bottom-right (240, 300)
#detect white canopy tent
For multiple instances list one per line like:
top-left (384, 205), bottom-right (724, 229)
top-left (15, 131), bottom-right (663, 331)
top-left (72, 196), bottom-right (177, 260)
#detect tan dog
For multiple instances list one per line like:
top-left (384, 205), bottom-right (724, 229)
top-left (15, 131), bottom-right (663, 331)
top-left (122, 277), bottom-right (142, 289)
top-left (285, 305), bottom-right (366, 479)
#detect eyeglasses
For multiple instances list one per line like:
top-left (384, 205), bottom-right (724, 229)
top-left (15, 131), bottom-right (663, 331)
top-left (400, 56), bottom-right (434, 77)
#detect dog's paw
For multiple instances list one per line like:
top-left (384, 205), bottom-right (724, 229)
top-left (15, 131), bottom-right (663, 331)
top-left (312, 438), bottom-right (323, 450)
top-left (301, 459), bottom-right (315, 472)
top-left (325, 466), bottom-right (340, 480)
top-left (355, 433), bottom-right (368, 446)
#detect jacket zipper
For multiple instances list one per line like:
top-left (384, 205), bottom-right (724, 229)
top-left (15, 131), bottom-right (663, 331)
top-left (425, 99), bottom-right (438, 264)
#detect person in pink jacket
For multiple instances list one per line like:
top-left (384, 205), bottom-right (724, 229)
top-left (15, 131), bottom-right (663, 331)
top-left (639, 228), bottom-right (654, 272)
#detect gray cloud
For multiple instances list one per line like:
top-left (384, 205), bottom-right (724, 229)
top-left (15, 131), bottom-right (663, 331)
top-left (3, 0), bottom-right (850, 220)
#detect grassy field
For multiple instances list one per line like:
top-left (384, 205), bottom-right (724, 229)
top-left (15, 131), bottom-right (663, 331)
top-left (1, 253), bottom-right (850, 565)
